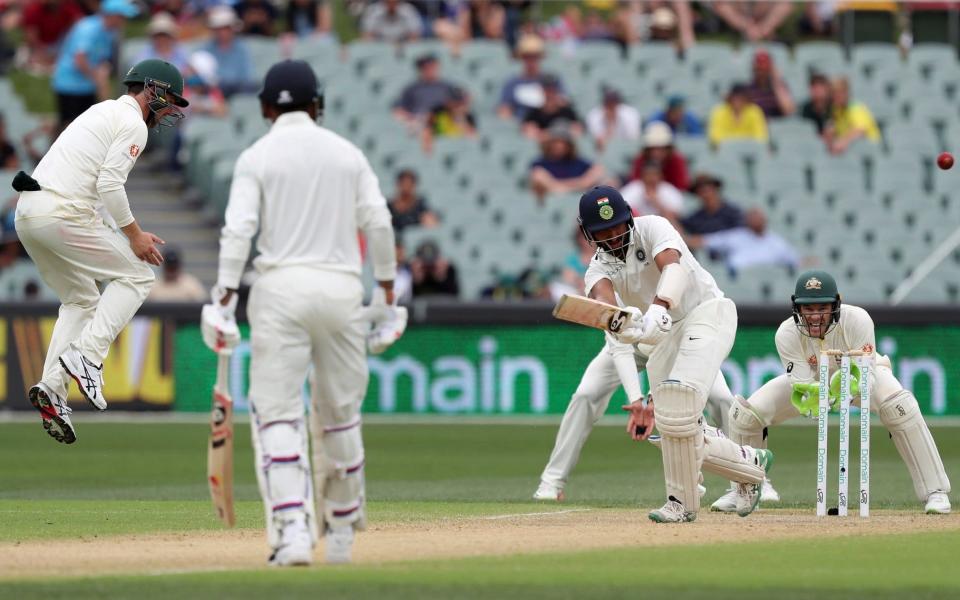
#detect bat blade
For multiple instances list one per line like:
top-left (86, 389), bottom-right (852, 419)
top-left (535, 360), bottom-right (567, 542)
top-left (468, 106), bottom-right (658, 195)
top-left (207, 352), bottom-right (236, 528)
top-left (552, 294), bottom-right (632, 333)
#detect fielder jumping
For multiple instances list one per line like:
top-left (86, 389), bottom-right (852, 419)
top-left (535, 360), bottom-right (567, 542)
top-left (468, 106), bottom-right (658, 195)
top-left (14, 59), bottom-right (187, 444)
top-left (203, 60), bottom-right (405, 566)
top-left (719, 270), bottom-right (951, 514)
top-left (574, 186), bottom-right (773, 522)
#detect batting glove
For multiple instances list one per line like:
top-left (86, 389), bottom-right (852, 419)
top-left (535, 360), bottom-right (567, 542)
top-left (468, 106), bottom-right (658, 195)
top-left (362, 287), bottom-right (408, 355)
top-left (201, 286), bottom-right (240, 353)
top-left (616, 304), bottom-right (672, 346)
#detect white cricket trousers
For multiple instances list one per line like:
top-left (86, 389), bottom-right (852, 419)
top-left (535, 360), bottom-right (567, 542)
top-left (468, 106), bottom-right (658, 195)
top-left (14, 192), bottom-right (155, 397)
top-left (247, 265), bottom-right (368, 532)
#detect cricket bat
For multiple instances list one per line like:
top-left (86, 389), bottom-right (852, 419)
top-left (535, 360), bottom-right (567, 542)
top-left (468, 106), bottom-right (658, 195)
top-left (207, 351), bottom-right (236, 528)
top-left (552, 294), bottom-right (633, 333)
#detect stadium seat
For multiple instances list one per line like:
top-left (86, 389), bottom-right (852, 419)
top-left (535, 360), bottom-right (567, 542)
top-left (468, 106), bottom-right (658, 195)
top-left (794, 42), bottom-right (847, 78)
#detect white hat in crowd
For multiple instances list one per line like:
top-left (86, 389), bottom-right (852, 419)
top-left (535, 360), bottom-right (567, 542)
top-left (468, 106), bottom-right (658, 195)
top-left (643, 121), bottom-right (674, 148)
top-left (207, 5), bottom-right (239, 30)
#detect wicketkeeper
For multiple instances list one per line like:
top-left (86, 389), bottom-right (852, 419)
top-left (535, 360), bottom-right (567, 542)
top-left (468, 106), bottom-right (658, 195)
top-left (721, 270), bottom-right (951, 514)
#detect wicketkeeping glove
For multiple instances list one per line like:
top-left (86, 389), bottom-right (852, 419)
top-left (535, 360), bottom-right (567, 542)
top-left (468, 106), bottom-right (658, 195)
top-left (201, 286), bottom-right (240, 353)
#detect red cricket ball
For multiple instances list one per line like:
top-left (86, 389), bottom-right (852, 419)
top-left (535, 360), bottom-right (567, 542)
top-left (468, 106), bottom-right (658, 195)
top-left (937, 152), bottom-right (954, 170)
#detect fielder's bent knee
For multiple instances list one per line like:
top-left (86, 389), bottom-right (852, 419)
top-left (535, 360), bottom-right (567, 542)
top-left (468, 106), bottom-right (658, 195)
top-left (730, 396), bottom-right (765, 433)
top-left (876, 389), bottom-right (920, 429)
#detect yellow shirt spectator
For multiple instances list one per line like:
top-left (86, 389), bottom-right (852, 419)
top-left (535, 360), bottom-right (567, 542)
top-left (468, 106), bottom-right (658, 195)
top-left (832, 102), bottom-right (881, 142)
top-left (708, 100), bottom-right (769, 146)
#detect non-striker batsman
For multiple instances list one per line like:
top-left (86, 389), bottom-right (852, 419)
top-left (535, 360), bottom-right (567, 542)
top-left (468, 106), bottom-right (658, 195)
top-left (203, 60), bottom-right (405, 566)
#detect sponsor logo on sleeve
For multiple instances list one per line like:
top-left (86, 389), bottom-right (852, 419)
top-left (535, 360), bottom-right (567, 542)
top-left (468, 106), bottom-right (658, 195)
top-left (786, 362), bottom-right (794, 373)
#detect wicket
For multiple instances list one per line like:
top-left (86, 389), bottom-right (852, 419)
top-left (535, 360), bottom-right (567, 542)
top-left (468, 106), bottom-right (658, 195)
top-left (816, 350), bottom-right (872, 518)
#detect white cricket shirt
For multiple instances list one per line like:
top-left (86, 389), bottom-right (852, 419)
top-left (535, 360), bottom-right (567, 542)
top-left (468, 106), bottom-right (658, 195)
top-left (24, 95), bottom-right (147, 227)
top-left (776, 304), bottom-right (878, 385)
top-left (584, 215), bottom-right (723, 321)
top-left (218, 111), bottom-right (396, 289)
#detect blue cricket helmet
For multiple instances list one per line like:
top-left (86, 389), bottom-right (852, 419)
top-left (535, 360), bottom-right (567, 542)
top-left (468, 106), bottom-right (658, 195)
top-left (578, 186), bottom-right (632, 236)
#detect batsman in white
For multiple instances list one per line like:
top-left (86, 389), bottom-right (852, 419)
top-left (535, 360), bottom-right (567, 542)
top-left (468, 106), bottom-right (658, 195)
top-left (13, 58), bottom-right (188, 444)
top-left (572, 186), bottom-right (773, 522)
top-left (720, 270), bottom-right (951, 514)
top-left (533, 336), bottom-right (782, 504)
top-left (202, 60), bottom-right (406, 566)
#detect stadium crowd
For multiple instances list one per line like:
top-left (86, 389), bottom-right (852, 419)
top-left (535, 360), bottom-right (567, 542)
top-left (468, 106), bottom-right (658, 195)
top-left (0, 1), bottom-right (951, 301)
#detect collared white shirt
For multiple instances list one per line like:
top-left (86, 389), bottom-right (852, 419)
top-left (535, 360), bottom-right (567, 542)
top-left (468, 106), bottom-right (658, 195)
top-left (584, 216), bottom-right (724, 321)
top-left (218, 111), bottom-right (396, 288)
top-left (586, 104), bottom-right (641, 142)
top-left (25, 95), bottom-right (147, 226)
top-left (620, 180), bottom-right (685, 217)
top-left (775, 305), bottom-right (878, 385)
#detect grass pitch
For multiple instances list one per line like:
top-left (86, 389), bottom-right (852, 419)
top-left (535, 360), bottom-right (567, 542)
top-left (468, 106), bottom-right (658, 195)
top-left (1, 420), bottom-right (958, 598)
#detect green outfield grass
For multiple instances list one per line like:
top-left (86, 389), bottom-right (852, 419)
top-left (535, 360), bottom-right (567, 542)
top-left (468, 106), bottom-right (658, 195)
top-left (1, 420), bottom-right (958, 598)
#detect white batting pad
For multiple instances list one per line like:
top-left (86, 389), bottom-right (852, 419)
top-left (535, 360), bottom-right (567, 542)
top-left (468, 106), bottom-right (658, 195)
top-left (654, 380), bottom-right (705, 512)
top-left (729, 396), bottom-right (766, 449)
top-left (312, 416), bottom-right (367, 530)
top-left (877, 390), bottom-right (952, 500)
top-left (252, 417), bottom-right (318, 548)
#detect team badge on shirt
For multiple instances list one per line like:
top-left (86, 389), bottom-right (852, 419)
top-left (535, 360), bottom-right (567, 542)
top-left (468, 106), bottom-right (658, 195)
top-left (596, 197), bottom-right (613, 220)
top-left (129, 145), bottom-right (140, 158)
top-left (636, 248), bottom-right (645, 261)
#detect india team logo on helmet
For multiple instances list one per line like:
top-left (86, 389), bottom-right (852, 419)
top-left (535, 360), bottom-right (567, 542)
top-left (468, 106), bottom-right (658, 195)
top-left (805, 277), bottom-right (823, 290)
top-left (597, 197), bottom-right (614, 220)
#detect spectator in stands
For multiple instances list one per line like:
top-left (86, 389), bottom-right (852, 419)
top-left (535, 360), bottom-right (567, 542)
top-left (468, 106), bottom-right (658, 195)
top-left (393, 54), bottom-right (461, 124)
top-left (710, 1), bottom-right (794, 42)
top-left (497, 34), bottom-right (565, 121)
top-left (152, 0), bottom-right (208, 40)
top-left (629, 121), bottom-right (689, 190)
top-left (51, 0), bottom-right (138, 132)
top-left (744, 49), bottom-right (794, 118)
top-left (134, 12), bottom-right (189, 71)
top-left (613, 1), bottom-right (695, 50)
top-left (646, 95), bottom-right (704, 136)
top-left (361, 0), bottom-right (422, 43)
top-left (203, 6), bottom-right (257, 97)
top-left (411, 240), bottom-right (460, 297)
top-left (182, 50), bottom-right (227, 118)
top-left (19, 0), bottom-right (83, 75)
top-left (389, 169), bottom-right (439, 234)
top-left (824, 76), bottom-right (880, 155)
top-left (146, 248), bottom-right (207, 302)
top-left (422, 87), bottom-right (478, 153)
top-left (586, 87), bottom-right (641, 152)
top-left (529, 125), bottom-right (607, 202)
top-left (235, 0), bottom-right (277, 37)
top-left (708, 83), bottom-right (769, 147)
top-left (799, 1), bottom-right (836, 37)
top-left (681, 173), bottom-right (744, 235)
top-left (687, 207), bottom-right (799, 276)
top-left (521, 74), bottom-right (581, 141)
top-left (621, 159), bottom-right (684, 221)
top-left (800, 72), bottom-right (832, 136)
top-left (433, 0), bottom-right (505, 53)
top-left (286, 0), bottom-right (333, 39)
top-left (0, 114), bottom-right (20, 170)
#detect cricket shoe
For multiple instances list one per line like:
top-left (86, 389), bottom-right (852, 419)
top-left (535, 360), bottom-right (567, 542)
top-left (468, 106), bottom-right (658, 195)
top-left (925, 492), bottom-right (951, 515)
top-left (325, 525), bottom-right (354, 564)
top-left (648, 496), bottom-right (696, 523)
top-left (533, 481), bottom-right (565, 502)
top-left (29, 382), bottom-right (76, 444)
top-left (710, 487), bottom-right (738, 513)
top-left (59, 347), bottom-right (106, 410)
top-left (269, 516), bottom-right (314, 567)
top-left (736, 449), bottom-right (776, 518)
top-left (761, 477), bottom-right (781, 502)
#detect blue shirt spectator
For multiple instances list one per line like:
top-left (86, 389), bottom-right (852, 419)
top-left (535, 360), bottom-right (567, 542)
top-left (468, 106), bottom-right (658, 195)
top-left (203, 6), bottom-right (257, 97)
top-left (51, 0), bottom-right (138, 129)
top-left (647, 95), bottom-right (704, 136)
